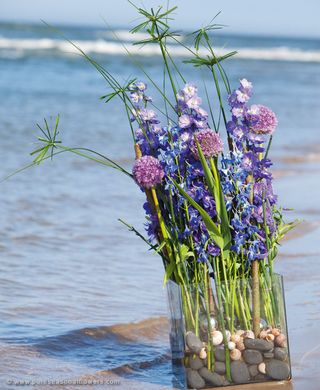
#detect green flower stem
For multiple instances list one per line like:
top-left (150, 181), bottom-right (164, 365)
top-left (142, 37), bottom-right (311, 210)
top-left (203, 264), bottom-right (214, 370)
top-left (212, 258), bottom-right (231, 381)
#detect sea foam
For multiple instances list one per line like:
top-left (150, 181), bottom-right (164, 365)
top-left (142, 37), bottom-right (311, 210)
top-left (0, 36), bottom-right (320, 62)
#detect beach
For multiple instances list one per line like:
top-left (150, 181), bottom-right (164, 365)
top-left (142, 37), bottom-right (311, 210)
top-left (0, 22), bottom-right (319, 389)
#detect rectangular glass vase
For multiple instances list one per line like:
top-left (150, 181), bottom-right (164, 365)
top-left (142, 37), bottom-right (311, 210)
top-left (167, 273), bottom-right (291, 388)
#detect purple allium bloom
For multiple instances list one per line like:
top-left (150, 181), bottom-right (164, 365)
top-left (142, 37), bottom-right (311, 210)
top-left (179, 114), bottom-right (193, 129)
top-left (190, 129), bottom-right (224, 159)
top-left (132, 155), bottom-right (164, 189)
top-left (246, 104), bottom-right (278, 134)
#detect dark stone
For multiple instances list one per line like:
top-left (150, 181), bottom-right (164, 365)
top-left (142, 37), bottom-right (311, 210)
top-left (243, 349), bottom-right (263, 365)
top-left (230, 361), bottom-right (250, 384)
top-left (263, 352), bottom-right (274, 359)
top-left (189, 356), bottom-right (204, 370)
top-left (214, 361), bottom-right (226, 375)
top-left (244, 338), bottom-right (274, 352)
top-left (199, 367), bottom-right (224, 387)
top-left (214, 346), bottom-right (226, 362)
top-left (248, 364), bottom-right (258, 378)
top-left (255, 373), bottom-right (267, 381)
top-left (186, 332), bottom-right (203, 354)
top-left (187, 369), bottom-right (205, 389)
top-left (266, 359), bottom-right (290, 380)
top-left (274, 347), bottom-right (288, 362)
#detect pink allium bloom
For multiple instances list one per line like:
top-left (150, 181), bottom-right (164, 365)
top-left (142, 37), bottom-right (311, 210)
top-left (247, 104), bottom-right (278, 134)
top-left (190, 129), bottom-right (224, 159)
top-left (132, 155), bottom-right (164, 189)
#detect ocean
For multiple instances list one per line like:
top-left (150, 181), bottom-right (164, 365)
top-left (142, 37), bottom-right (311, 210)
top-left (0, 22), bottom-right (320, 389)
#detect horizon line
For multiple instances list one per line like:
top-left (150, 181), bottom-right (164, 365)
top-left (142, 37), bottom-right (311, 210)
top-left (0, 18), bottom-right (319, 41)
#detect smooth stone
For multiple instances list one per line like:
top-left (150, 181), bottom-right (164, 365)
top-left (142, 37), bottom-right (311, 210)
top-left (244, 338), bottom-right (274, 352)
top-left (199, 367), bottom-right (224, 387)
top-left (189, 356), bottom-right (204, 370)
top-left (274, 347), bottom-right (288, 361)
top-left (248, 364), bottom-right (258, 377)
top-left (214, 361), bottom-right (226, 375)
top-left (266, 359), bottom-right (290, 380)
top-left (214, 346), bottom-right (226, 362)
top-left (186, 332), bottom-right (203, 354)
top-left (187, 369), bottom-right (205, 389)
top-left (264, 352), bottom-right (274, 359)
top-left (243, 349), bottom-right (263, 365)
top-left (231, 361), bottom-right (250, 384)
top-left (255, 373), bottom-right (267, 381)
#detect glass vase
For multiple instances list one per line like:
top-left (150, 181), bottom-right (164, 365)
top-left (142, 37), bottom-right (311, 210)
top-left (167, 273), bottom-right (291, 388)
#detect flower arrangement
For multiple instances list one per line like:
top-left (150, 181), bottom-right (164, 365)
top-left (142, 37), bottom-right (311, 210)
top-left (25, 3), bottom-right (297, 388)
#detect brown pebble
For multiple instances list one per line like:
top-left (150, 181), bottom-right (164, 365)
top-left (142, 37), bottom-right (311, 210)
top-left (231, 334), bottom-right (241, 343)
top-left (243, 330), bottom-right (255, 339)
top-left (275, 334), bottom-right (286, 348)
top-left (272, 328), bottom-right (280, 337)
top-left (236, 341), bottom-right (245, 351)
top-left (259, 330), bottom-right (268, 339)
top-left (266, 334), bottom-right (275, 342)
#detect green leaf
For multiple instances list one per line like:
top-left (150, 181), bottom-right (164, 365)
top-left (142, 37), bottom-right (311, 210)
top-left (163, 259), bottom-right (176, 284)
top-left (278, 219), bottom-right (301, 241)
top-left (179, 244), bottom-right (194, 262)
top-left (171, 178), bottom-right (224, 249)
top-left (210, 158), bottom-right (231, 248)
top-left (194, 139), bottom-right (231, 249)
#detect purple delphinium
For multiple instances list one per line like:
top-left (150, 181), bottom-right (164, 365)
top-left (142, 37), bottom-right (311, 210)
top-left (223, 79), bottom-right (280, 262)
top-left (131, 79), bottom-right (281, 266)
top-left (132, 155), bottom-right (164, 189)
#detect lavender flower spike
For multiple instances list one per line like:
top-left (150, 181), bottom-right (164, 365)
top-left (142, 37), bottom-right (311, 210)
top-left (190, 129), bottom-right (224, 159)
top-left (132, 155), bottom-right (164, 189)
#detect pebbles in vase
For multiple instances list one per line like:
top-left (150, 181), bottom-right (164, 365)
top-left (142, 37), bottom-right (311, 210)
top-left (266, 359), bottom-right (290, 380)
top-left (186, 331), bottom-right (203, 354)
top-left (231, 361), bottom-right (251, 384)
top-left (187, 369), bottom-right (205, 389)
top-left (199, 367), bottom-right (224, 387)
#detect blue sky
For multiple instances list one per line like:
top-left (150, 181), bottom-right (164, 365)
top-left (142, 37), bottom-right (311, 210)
top-left (1, 0), bottom-right (320, 38)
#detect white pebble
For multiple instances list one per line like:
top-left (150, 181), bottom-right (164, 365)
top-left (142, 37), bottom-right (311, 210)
top-left (199, 348), bottom-right (207, 359)
top-left (212, 330), bottom-right (223, 346)
top-left (258, 362), bottom-right (266, 374)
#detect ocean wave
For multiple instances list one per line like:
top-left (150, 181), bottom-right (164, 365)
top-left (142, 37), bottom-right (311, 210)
top-left (0, 36), bottom-right (320, 62)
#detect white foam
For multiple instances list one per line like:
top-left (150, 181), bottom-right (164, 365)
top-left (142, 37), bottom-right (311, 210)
top-left (0, 37), bottom-right (320, 63)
